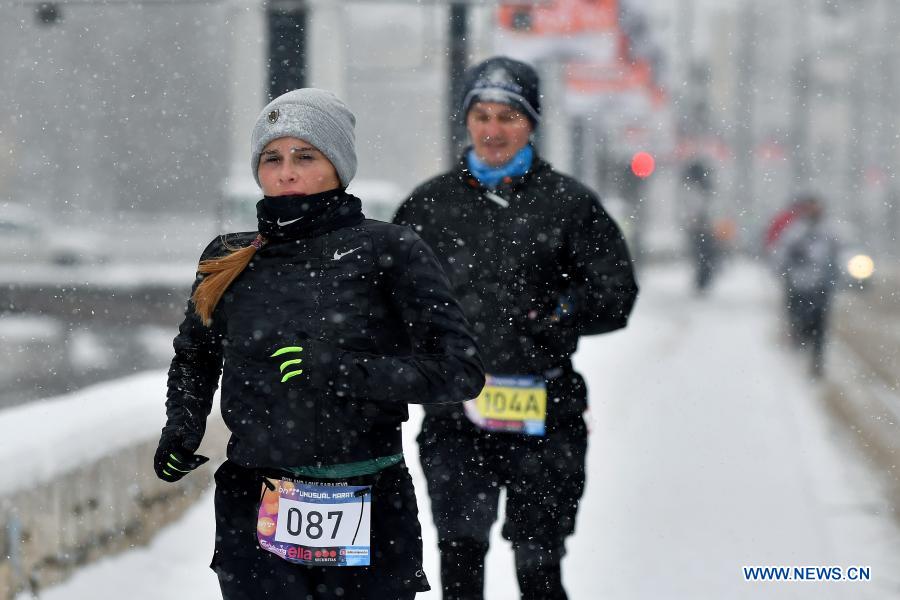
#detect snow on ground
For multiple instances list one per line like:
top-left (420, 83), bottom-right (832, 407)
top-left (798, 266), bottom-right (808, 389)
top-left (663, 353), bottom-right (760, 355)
top-left (16, 258), bottom-right (900, 599)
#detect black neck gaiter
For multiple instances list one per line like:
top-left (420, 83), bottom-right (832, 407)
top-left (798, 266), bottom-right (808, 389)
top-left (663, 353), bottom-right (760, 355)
top-left (256, 189), bottom-right (364, 242)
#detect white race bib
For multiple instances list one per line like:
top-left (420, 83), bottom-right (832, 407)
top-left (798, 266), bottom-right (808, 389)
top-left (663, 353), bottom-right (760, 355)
top-left (257, 478), bottom-right (372, 566)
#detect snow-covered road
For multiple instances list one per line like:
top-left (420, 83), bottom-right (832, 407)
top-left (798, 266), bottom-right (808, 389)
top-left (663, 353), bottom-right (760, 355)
top-left (24, 259), bottom-right (900, 599)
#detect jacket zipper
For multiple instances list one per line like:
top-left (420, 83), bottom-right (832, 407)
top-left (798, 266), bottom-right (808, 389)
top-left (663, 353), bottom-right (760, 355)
top-left (314, 250), bottom-right (324, 466)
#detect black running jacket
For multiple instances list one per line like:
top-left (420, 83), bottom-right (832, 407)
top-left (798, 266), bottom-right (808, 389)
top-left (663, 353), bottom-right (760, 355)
top-left (161, 200), bottom-right (484, 469)
top-left (394, 152), bottom-right (637, 419)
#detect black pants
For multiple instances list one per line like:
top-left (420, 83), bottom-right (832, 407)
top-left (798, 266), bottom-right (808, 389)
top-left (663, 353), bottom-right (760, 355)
top-left (211, 460), bottom-right (430, 599)
top-left (787, 287), bottom-right (831, 375)
top-left (691, 228), bottom-right (718, 292)
top-left (216, 560), bottom-right (419, 600)
top-left (419, 370), bottom-right (588, 600)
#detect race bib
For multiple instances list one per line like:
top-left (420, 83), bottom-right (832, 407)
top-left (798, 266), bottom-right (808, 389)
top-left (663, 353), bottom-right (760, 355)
top-left (257, 478), bottom-right (372, 566)
top-left (464, 374), bottom-right (547, 436)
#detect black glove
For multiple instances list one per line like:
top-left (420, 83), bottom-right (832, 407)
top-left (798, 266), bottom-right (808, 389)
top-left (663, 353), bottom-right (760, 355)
top-left (153, 442), bottom-right (209, 483)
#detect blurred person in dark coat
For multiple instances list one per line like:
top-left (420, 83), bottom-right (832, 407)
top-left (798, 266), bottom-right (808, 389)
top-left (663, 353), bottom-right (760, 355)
top-left (394, 57), bottom-right (638, 600)
top-left (779, 196), bottom-right (840, 377)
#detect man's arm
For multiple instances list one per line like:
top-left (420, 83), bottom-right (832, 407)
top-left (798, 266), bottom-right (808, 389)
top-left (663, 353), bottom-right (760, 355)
top-left (329, 231), bottom-right (485, 405)
top-left (566, 195), bottom-right (639, 335)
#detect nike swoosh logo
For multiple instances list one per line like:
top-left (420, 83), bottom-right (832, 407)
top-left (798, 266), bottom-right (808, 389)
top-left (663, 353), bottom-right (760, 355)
top-left (277, 217), bottom-right (302, 227)
top-left (333, 246), bottom-right (362, 261)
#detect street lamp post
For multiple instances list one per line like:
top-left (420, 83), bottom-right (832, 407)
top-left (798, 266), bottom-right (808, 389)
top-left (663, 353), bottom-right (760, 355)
top-left (733, 1), bottom-right (757, 238)
top-left (267, 0), bottom-right (308, 99)
top-left (447, 2), bottom-right (469, 163)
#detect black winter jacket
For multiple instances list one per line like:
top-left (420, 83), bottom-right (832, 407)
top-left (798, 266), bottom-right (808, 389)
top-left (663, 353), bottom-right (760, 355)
top-left (394, 152), bottom-right (637, 419)
top-left (162, 198), bottom-right (484, 469)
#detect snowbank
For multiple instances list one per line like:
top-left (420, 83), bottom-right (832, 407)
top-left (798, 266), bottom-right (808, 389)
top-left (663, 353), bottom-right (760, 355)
top-left (0, 372), bottom-right (225, 599)
top-left (0, 371), bottom-right (169, 497)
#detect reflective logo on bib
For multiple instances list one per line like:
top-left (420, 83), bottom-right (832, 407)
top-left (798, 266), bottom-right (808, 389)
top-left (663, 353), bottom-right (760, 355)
top-left (464, 374), bottom-right (547, 436)
top-left (257, 478), bottom-right (372, 566)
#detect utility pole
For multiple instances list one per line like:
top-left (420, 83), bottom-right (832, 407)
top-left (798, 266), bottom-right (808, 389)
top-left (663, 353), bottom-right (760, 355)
top-left (875, 0), bottom-right (896, 257)
top-left (447, 2), bottom-right (468, 163)
top-left (733, 1), bottom-right (757, 238)
top-left (847, 0), bottom-right (869, 234)
top-left (885, 0), bottom-right (900, 254)
top-left (676, 0), bottom-right (695, 139)
top-left (267, 0), bottom-right (308, 99)
top-left (790, 0), bottom-right (810, 186)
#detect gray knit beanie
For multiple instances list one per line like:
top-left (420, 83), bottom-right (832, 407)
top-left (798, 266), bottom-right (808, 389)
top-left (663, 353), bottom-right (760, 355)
top-left (250, 88), bottom-right (357, 188)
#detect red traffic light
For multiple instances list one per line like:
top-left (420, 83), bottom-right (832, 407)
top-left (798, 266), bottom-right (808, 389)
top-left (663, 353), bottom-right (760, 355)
top-left (631, 152), bottom-right (655, 178)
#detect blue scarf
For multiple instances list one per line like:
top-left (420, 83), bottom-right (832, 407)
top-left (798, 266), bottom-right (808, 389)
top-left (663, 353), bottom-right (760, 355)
top-left (466, 144), bottom-right (534, 189)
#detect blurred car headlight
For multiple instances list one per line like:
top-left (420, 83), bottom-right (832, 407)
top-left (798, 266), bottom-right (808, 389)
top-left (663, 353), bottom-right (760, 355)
top-left (846, 254), bottom-right (875, 280)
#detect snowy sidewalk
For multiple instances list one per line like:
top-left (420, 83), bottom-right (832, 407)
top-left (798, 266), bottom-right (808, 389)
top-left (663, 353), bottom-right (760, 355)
top-left (25, 259), bottom-right (900, 599)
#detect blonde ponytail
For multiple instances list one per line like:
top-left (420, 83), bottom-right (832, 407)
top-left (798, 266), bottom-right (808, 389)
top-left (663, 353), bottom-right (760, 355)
top-left (192, 235), bottom-right (265, 326)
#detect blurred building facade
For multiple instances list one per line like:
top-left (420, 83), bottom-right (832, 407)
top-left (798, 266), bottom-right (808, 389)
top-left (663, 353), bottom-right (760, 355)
top-left (660, 0), bottom-right (899, 256)
top-left (1, 0), bottom-right (897, 261)
top-left (0, 1), bottom-right (518, 232)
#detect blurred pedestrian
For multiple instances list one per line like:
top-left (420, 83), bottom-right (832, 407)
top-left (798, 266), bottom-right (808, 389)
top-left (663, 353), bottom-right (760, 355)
top-left (689, 211), bottom-right (718, 293)
top-left (393, 57), bottom-right (638, 600)
top-left (154, 88), bottom-right (484, 599)
top-left (681, 160), bottom-right (718, 293)
top-left (779, 196), bottom-right (840, 377)
top-left (764, 194), bottom-right (817, 255)
top-left (767, 193), bottom-right (818, 341)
